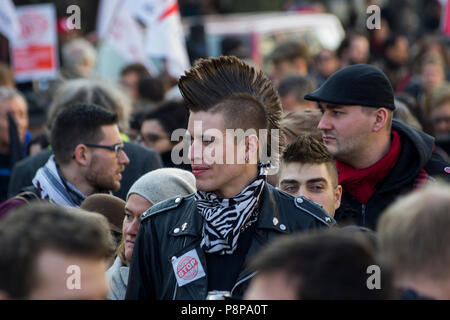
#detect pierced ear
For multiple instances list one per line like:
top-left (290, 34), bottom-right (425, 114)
top-left (245, 135), bottom-right (259, 164)
top-left (373, 108), bottom-right (389, 132)
top-left (73, 144), bottom-right (89, 166)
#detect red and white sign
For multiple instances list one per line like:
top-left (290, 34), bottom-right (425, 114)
top-left (171, 249), bottom-right (206, 287)
top-left (177, 256), bottom-right (199, 280)
top-left (10, 4), bottom-right (59, 82)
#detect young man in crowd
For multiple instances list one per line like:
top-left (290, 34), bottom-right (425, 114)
top-left (278, 135), bottom-right (342, 217)
top-left (0, 203), bottom-right (114, 299)
top-left (8, 79), bottom-right (163, 201)
top-left (304, 64), bottom-right (450, 229)
top-left (125, 56), bottom-right (335, 300)
top-left (32, 103), bottom-right (129, 207)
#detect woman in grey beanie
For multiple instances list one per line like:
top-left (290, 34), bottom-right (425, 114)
top-left (106, 168), bottom-right (196, 300)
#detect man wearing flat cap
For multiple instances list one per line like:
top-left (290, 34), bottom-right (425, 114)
top-left (305, 64), bottom-right (450, 229)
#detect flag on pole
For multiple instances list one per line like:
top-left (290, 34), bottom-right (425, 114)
top-left (0, 0), bottom-right (19, 41)
top-left (134, 0), bottom-right (190, 79)
top-left (95, 0), bottom-right (157, 79)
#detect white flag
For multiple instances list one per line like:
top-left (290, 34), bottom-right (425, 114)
top-left (0, 0), bottom-right (19, 41)
top-left (138, 0), bottom-right (190, 79)
top-left (96, 0), bottom-right (120, 40)
top-left (96, 0), bottom-right (157, 77)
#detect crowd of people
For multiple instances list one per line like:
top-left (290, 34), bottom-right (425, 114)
top-left (0, 1), bottom-right (450, 301)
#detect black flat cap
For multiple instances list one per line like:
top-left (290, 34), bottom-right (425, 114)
top-left (304, 64), bottom-right (395, 110)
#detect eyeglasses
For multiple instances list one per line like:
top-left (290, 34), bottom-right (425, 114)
top-left (84, 143), bottom-right (125, 157)
top-left (137, 133), bottom-right (168, 144)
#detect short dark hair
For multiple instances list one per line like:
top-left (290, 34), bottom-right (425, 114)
top-left (268, 40), bottom-right (310, 64)
top-left (337, 31), bottom-right (368, 58)
top-left (383, 33), bottom-right (407, 51)
top-left (248, 229), bottom-right (394, 299)
top-left (50, 103), bottom-right (118, 165)
top-left (0, 203), bottom-right (114, 299)
top-left (137, 77), bottom-right (165, 102)
top-left (277, 74), bottom-right (316, 103)
top-left (120, 63), bottom-right (150, 78)
top-left (143, 100), bottom-right (189, 136)
top-left (178, 56), bottom-right (285, 162)
top-left (282, 135), bottom-right (338, 186)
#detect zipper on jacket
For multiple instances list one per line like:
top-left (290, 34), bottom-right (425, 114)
top-left (172, 282), bottom-right (178, 300)
top-left (230, 271), bottom-right (257, 297)
top-left (171, 255), bottom-right (178, 300)
top-left (361, 204), bottom-right (366, 226)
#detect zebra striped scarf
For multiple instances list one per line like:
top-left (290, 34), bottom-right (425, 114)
top-left (32, 155), bottom-right (87, 207)
top-left (195, 166), bottom-right (267, 255)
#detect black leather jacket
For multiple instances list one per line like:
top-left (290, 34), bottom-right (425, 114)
top-left (125, 183), bottom-right (336, 300)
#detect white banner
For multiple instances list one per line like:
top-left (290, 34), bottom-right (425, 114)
top-left (0, 0), bottom-right (19, 41)
top-left (10, 4), bottom-right (59, 82)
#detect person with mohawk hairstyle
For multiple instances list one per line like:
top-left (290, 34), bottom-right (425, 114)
top-left (125, 56), bottom-right (335, 300)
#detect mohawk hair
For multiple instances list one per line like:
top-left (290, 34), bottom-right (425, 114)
top-left (178, 56), bottom-right (285, 166)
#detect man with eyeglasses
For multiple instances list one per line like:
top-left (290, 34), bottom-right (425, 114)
top-left (31, 103), bottom-right (130, 207)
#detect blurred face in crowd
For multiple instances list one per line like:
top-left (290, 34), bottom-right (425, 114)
top-left (28, 249), bottom-right (108, 300)
top-left (316, 49), bottom-right (339, 78)
top-left (140, 119), bottom-right (173, 153)
top-left (85, 124), bottom-right (130, 192)
top-left (0, 95), bottom-right (28, 153)
top-left (245, 271), bottom-right (300, 300)
top-left (120, 71), bottom-right (140, 100)
top-left (317, 104), bottom-right (375, 163)
top-left (386, 36), bottom-right (409, 66)
top-left (421, 62), bottom-right (445, 91)
top-left (430, 101), bottom-right (450, 136)
top-left (123, 194), bottom-right (152, 263)
top-left (281, 94), bottom-right (317, 113)
top-left (348, 36), bottom-right (369, 65)
top-left (279, 162), bottom-right (341, 217)
top-left (372, 19), bottom-right (390, 44)
top-left (187, 111), bottom-right (256, 198)
top-left (273, 58), bottom-right (308, 84)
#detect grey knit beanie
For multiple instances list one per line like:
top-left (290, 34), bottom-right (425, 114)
top-left (126, 168), bottom-right (196, 204)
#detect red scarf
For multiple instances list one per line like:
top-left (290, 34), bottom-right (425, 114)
top-left (336, 130), bottom-right (402, 204)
